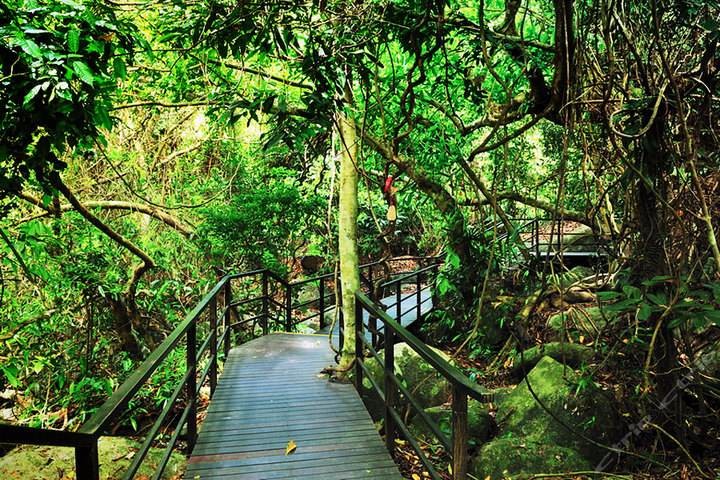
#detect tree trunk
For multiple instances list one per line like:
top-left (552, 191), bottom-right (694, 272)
top-left (336, 88), bottom-right (361, 374)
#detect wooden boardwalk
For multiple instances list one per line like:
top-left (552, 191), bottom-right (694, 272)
top-left (186, 333), bottom-right (401, 479)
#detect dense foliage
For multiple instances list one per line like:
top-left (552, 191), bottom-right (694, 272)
top-left (1, 0), bottom-right (720, 477)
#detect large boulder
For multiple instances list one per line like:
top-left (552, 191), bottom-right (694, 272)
top-left (412, 399), bottom-right (495, 445)
top-left (472, 356), bottom-right (621, 479)
top-left (471, 437), bottom-right (592, 480)
top-left (363, 342), bottom-right (454, 408)
top-left (0, 436), bottom-right (185, 479)
top-left (511, 342), bottom-right (594, 376)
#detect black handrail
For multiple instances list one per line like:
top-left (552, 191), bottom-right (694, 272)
top-left (0, 257), bottom-right (444, 480)
top-left (354, 289), bottom-right (492, 480)
top-left (0, 270), bottom-right (279, 480)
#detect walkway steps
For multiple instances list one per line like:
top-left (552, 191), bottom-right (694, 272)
top-left (186, 334), bottom-right (401, 480)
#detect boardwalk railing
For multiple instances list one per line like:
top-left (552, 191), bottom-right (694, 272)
top-left (0, 256), bottom-right (439, 480)
top-left (487, 218), bottom-right (613, 268)
top-left (1, 270), bottom-right (269, 479)
top-left (353, 275), bottom-right (492, 480)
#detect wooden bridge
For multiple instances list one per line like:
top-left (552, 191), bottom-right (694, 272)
top-left (1, 229), bottom-right (608, 479)
top-left (2, 257), bottom-right (494, 480)
top-left (186, 333), bottom-right (400, 479)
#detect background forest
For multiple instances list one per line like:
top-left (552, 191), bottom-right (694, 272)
top-left (2, 0), bottom-right (720, 478)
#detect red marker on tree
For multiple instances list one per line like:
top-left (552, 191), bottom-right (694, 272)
top-left (383, 175), bottom-right (397, 221)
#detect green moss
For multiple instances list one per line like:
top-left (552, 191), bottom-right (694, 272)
top-left (412, 399), bottom-right (494, 444)
top-left (497, 356), bottom-right (620, 462)
top-left (0, 436), bottom-right (185, 479)
top-left (471, 437), bottom-right (592, 479)
top-left (362, 342), bottom-right (453, 407)
top-left (548, 306), bottom-right (612, 336)
top-left (512, 342), bottom-right (594, 374)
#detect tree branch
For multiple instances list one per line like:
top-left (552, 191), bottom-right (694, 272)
top-left (48, 175), bottom-right (155, 295)
top-left (465, 190), bottom-right (590, 225)
top-left (16, 193), bottom-right (195, 237)
top-left (202, 57), bottom-right (313, 90)
top-left (111, 100), bottom-right (217, 111)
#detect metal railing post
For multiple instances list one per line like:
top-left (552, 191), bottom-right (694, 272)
top-left (209, 295), bottom-right (217, 396)
top-left (451, 385), bottom-right (469, 480)
top-left (262, 271), bottom-right (269, 335)
top-left (384, 326), bottom-right (396, 451)
top-left (396, 282), bottom-right (402, 323)
top-left (75, 440), bottom-right (99, 480)
top-left (285, 282), bottom-right (292, 332)
top-left (186, 321), bottom-right (197, 452)
top-left (354, 296), bottom-right (364, 391)
top-left (416, 271), bottom-right (421, 321)
top-left (319, 279), bottom-right (325, 330)
top-left (368, 266), bottom-right (374, 300)
top-left (223, 280), bottom-right (232, 357)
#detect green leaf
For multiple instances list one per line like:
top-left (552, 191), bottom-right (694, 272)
top-left (1, 365), bottom-right (20, 388)
top-left (67, 28), bottom-right (80, 53)
top-left (72, 61), bottom-right (94, 86)
top-left (711, 283), bottom-right (720, 303)
top-left (641, 275), bottom-right (674, 287)
top-left (637, 303), bottom-right (652, 321)
top-left (622, 284), bottom-right (641, 299)
top-left (19, 38), bottom-right (43, 59)
top-left (93, 105), bottom-right (112, 130)
top-left (23, 84), bottom-right (44, 106)
top-left (113, 57), bottom-right (127, 79)
top-left (437, 277), bottom-right (450, 296)
top-left (646, 292), bottom-right (667, 306)
top-left (703, 309), bottom-right (720, 326)
top-left (597, 291), bottom-right (621, 301)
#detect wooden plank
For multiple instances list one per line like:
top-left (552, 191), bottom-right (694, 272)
top-left (194, 419), bottom-right (380, 439)
top-left (189, 465), bottom-right (401, 480)
top-left (188, 333), bottom-right (400, 479)
top-left (192, 432), bottom-right (386, 455)
top-left (187, 458), bottom-right (400, 479)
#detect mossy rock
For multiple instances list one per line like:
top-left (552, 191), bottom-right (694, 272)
top-left (511, 342), bottom-right (594, 375)
top-left (0, 436), bottom-right (185, 479)
top-left (496, 356), bottom-right (621, 463)
top-left (471, 437), bottom-right (592, 479)
top-left (362, 342), bottom-right (454, 408)
top-left (411, 399), bottom-right (494, 444)
top-left (548, 306), bottom-right (613, 337)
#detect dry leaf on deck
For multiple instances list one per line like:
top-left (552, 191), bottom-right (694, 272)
top-left (285, 439), bottom-right (297, 455)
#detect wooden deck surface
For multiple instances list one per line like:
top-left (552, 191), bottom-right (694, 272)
top-left (186, 333), bottom-right (401, 479)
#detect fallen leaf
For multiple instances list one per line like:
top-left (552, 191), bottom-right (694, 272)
top-left (285, 440), bottom-right (297, 455)
top-left (412, 474), bottom-right (421, 480)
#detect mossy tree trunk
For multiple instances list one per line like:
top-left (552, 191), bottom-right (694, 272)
top-left (336, 83), bottom-right (360, 374)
